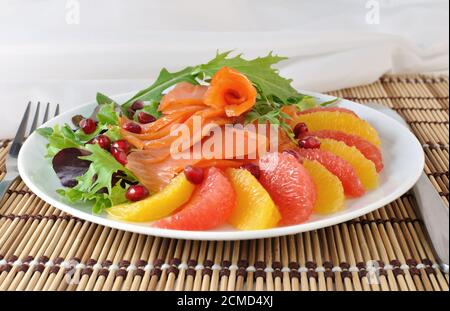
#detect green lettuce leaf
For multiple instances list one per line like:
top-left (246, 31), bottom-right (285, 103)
top-left (97, 102), bottom-right (119, 125)
top-left (96, 92), bottom-right (117, 106)
top-left (37, 125), bottom-right (81, 157)
top-left (77, 143), bottom-right (136, 194)
top-left (122, 67), bottom-right (198, 109)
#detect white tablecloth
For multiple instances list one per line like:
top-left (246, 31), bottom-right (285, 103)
top-left (0, 0), bottom-right (448, 138)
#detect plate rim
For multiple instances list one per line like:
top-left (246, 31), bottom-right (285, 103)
top-left (17, 91), bottom-right (425, 240)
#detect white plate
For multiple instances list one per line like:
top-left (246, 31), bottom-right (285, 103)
top-left (18, 91), bottom-right (424, 240)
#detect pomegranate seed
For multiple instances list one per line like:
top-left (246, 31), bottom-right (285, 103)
top-left (137, 112), bottom-right (156, 124)
top-left (111, 147), bottom-right (128, 165)
top-left (80, 118), bottom-right (96, 134)
top-left (293, 122), bottom-right (308, 138)
top-left (282, 149), bottom-right (300, 160)
top-left (111, 140), bottom-right (130, 153)
top-left (126, 185), bottom-right (149, 202)
top-left (130, 100), bottom-right (144, 111)
top-left (127, 108), bottom-right (136, 119)
top-left (298, 136), bottom-right (321, 149)
top-left (96, 134), bottom-right (111, 150)
top-left (123, 122), bottom-right (142, 134)
top-left (183, 165), bottom-right (204, 184)
top-left (240, 163), bottom-right (260, 179)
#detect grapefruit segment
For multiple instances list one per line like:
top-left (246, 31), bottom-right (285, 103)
top-left (295, 148), bottom-right (365, 198)
top-left (259, 152), bottom-right (316, 225)
top-left (153, 167), bottom-right (236, 230)
top-left (226, 168), bottom-right (281, 230)
top-left (301, 130), bottom-right (383, 172)
top-left (319, 138), bottom-right (379, 190)
top-left (303, 160), bottom-right (345, 214)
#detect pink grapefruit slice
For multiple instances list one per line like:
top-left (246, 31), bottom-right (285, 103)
top-left (259, 152), bottom-right (316, 226)
top-left (153, 167), bottom-right (236, 230)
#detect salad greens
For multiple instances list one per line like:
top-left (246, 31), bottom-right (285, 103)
top-left (38, 51), bottom-right (336, 214)
top-left (38, 104), bottom-right (136, 212)
top-left (57, 144), bottom-right (136, 213)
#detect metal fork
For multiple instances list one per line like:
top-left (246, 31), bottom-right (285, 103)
top-left (0, 102), bottom-right (60, 201)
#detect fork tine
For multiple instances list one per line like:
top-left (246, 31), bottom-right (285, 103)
top-left (42, 102), bottom-right (50, 123)
top-left (28, 102), bottom-right (41, 134)
top-left (10, 102), bottom-right (31, 148)
top-left (54, 104), bottom-right (60, 117)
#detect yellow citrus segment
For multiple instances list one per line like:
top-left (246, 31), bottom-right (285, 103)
top-left (226, 168), bottom-right (281, 230)
top-left (107, 173), bottom-right (195, 222)
top-left (297, 111), bottom-right (381, 147)
top-left (303, 160), bottom-right (345, 214)
top-left (319, 138), bottom-right (379, 190)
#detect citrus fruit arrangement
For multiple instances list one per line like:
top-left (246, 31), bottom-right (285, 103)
top-left (38, 52), bottom-right (383, 231)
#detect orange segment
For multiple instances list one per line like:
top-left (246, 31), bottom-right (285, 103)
top-left (319, 138), bottom-right (379, 190)
top-left (296, 111), bottom-right (381, 147)
top-left (226, 168), bottom-right (281, 230)
top-left (281, 106), bottom-right (358, 127)
top-left (303, 160), bottom-right (345, 214)
top-left (298, 106), bottom-right (358, 117)
top-left (107, 173), bottom-right (195, 222)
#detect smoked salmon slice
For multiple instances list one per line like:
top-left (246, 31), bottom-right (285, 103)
top-left (159, 82), bottom-right (208, 112)
top-left (204, 67), bottom-right (257, 117)
top-left (140, 106), bottom-right (203, 134)
top-left (127, 151), bottom-right (198, 193)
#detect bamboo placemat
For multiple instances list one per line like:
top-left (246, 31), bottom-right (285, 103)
top-left (0, 74), bottom-right (448, 291)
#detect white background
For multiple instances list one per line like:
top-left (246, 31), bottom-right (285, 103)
top-left (0, 0), bottom-right (448, 138)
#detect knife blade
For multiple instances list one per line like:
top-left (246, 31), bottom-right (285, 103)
top-left (366, 102), bottom-right (449, 271)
